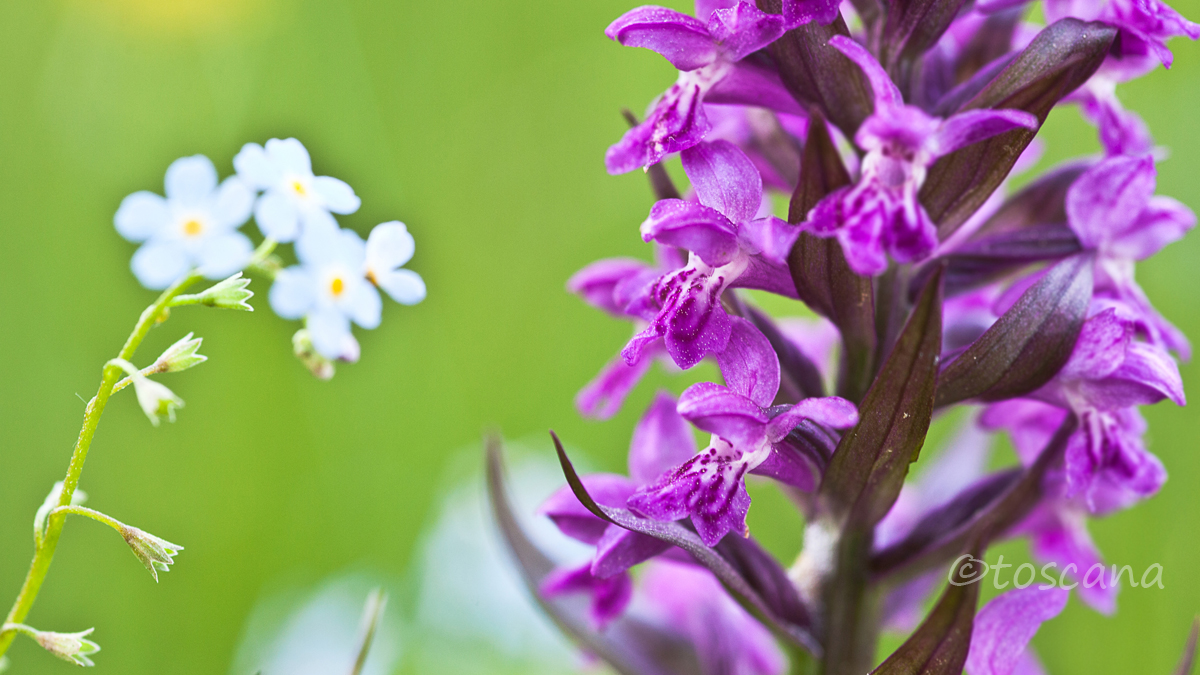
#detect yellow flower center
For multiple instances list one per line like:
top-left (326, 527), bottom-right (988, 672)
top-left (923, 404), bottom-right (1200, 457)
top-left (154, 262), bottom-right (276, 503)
top-left (330, 277), bottom-right (345, 296)
top-left (183, 219), bottom-right (203, 236)
top-left (291, 180), bottom-right (307, 197)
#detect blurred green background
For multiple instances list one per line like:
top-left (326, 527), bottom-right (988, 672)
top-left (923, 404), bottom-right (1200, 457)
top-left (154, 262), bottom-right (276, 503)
top-left (0, 0), bottom-right (1197, 672)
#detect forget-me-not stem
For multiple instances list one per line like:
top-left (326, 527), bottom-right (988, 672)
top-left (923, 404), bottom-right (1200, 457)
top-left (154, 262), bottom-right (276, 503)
top-left (0, 270), bottom-right (202, 658)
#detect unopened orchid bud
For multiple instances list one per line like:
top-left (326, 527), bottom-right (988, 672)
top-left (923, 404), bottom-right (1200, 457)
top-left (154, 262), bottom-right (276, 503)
top-left (120, 526), bottom-right (183, 582)
top-left (292, 329), bottom-right (336, 380)
top-left (35, 628), bottom-right (100, 666)
top-left (152, 333), bottom-right (207, 374)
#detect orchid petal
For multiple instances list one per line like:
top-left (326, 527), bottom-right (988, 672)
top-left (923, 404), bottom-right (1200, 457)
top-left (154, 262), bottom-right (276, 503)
top-left (591, 526), bottom-right (673, 578)
top-left (1028, 506), bottom-right (1117, 613)
top-left (648, 266), bottom-right (737, 369)
top-left (681, 140), bottom-right (763, 222)
top-left (696, 0), bottom-right (739, 19)
top-left (605, 6), bottom-right (718, 71)
top-left (707, 60), bottom-right (807, 115)
top-left (1056, 308), bottom-right (1132, 382)
top-left (766, 396), bottom-right (858, 442)
top-left (540, 563), bottom-right (633, 629)
top-left (630, 391), bottom-right (700, 485)
top-left (641, 199), bottom-right (740, 266)
top-left (706, 2), bottom-right (786, 61)
top-left (715, 316), bottom-right (780, 408)
top-left (606, 80), bottom-right (710, 174)
top-left (627, 446), bottom-right (753, 546)
top-left (677, 381), bottom-right (768, 447)
top-left (1088, 340), bottom-right (1186, 407)
top-left (927, 109), bottom-right (1039, 158)
top-left (964, 587), bottom-right (1069, 675)
top-left (739, 216), bottom-right (802, 265)
top-left (541, 475), bottom-right (638, 544)
top-left (1066, 155), bottom-right (1156, 249)
top-left (568, 257), bottom-right (656, 316)
top-left (828, 35), bottom-right (903, 109)
top-left (750, 443), bottom-right (819, 490)
top-left (576, 350), bottom-right (656, 420)
top-left (1111, 195), bottom-right (1196, 260)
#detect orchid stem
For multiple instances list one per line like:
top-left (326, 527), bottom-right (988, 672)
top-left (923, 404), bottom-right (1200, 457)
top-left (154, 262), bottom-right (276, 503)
top-left (0, 271), bottom-right (202, 660)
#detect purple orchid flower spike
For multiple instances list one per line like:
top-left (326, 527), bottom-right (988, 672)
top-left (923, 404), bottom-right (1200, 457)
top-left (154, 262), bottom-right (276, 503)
top-left (802, 36), bottom-right (1038, 275)
top-left (965, 586), bottom-right (1069, 675)
top-left (628, 318), bottom-right (858, 546)
top-left (604, 2), bottom-right (807, 174)
top-left (539, 392), bottom-right (700, 625)
top-left (640, 558), bottom-right (786, 675)
top-left (623, 140), bottom-right (802, 370)
top-left (568, 247), bottom-right (686, 419)
top-left (1066, 154), bottom-right (1196, 356)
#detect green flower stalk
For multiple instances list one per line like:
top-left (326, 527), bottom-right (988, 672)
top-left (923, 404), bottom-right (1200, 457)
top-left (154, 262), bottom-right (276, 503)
top-left (0, 270), bottom-right (202, 662)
